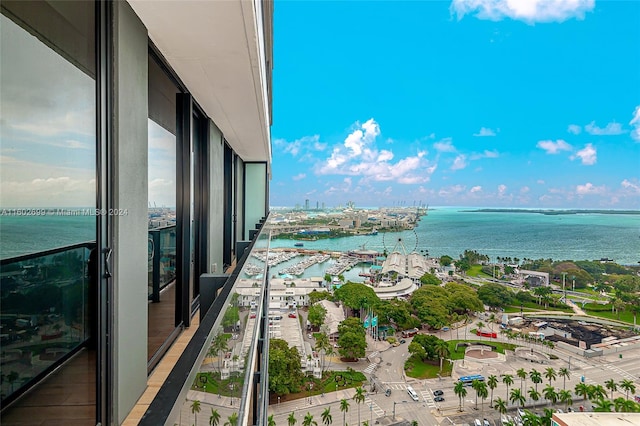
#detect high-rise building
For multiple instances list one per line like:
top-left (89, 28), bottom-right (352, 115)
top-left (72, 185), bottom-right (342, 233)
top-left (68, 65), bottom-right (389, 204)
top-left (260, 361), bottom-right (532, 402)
top-left (0, 1), bottom-right (272, 425)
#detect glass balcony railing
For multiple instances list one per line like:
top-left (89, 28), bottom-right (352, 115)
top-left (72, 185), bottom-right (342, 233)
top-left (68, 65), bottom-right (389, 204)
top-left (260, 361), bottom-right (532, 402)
top-left (148, 225), bottom-right (177, 302)
top-left (0, 242), bottom-right (95, 406)
top-left (141, 216), bottom-right (271, 426)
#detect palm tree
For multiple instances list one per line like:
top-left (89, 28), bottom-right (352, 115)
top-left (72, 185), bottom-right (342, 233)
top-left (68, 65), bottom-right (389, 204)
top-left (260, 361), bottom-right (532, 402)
top-left (574, 383), bottom-right (590, 401)
top-left (614, 397), bottom-right (639, 412)
top-left (454, 381), bottom-right (467, 411)
top-left (477, 321), bottom-right (485, 338)
top-left (472, 379), bottom-right (483, 410)
top-left (517, 368), bottom-right (527, 393)
top-left (558, 368), bottom-right (570, 390)
top-left (590, 384), bottom-right (607, 401)
top-left (268, 415), bottom-right (276, 426)
top-left (339, 399), bottom-right (349, 426)
top-left (542, 385), bottom-right (557, 407)
top-left (544, 367), bottom-right (556, 386)
top-left (592, 398), bottom-right (614, 412)
top-left (528, 387), bottom-right (540, 407)
top-left (502, 374), bottom-right (514, 403)
top-left (620, 379), bottom-right (636, 400)
top-left (529, 369), bottom-right (542, 394)
top-left (288, 411), bottom-right (298, 426)
top-left (541, 408), bottom-right (554, 426)
top-left (487, 375), bottom-right (498, 405)
top-left (321, 407), bottom-right (333, 425)
top-left (558, 389), bottom-right (573, 411)
top-left (353, 386), bottom-right (366, 426)
top-left (521, 410), bottom-right (541, 426)
top-left (478, 383), bottom-right (489, 416)
top-left (434, 339), bottom-right (450, 373)
top-left (493, 397), bottom-right (508, 415)
top-left (210, 408), bottom-right (221, 426)
top-left (191, 399), bottom-right (201, 426)
top-left (605, 378), bottom-right (618, 400)
top-left (510, 388), bottom-right (526, 408)
top-left (224, 412), bottom-right (238, 426)
top-left (303, 412), bottom-right (317, 426)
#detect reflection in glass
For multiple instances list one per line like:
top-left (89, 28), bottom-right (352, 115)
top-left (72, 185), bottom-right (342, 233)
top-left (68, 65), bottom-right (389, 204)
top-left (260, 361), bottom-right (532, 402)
top-left (0, 2), bottom-right (96, 419)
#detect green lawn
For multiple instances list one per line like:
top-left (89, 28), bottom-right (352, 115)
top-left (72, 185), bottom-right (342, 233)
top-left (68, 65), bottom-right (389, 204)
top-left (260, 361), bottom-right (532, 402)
top-left (583, 304), bottom-right (636, 325)
top-left (405, 358), bottom-right (453, 379)
top-left (192, 372), bottom-right (244, 397)
top-left (507, 301), bottom-right (573, 313)
top-left (446, 339), bottom-right (517, 360)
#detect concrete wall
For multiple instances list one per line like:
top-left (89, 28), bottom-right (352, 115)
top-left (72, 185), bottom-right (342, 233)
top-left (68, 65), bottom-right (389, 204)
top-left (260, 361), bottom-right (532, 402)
top-left (208, 121), bottom-right (224, 273)
top-left (244, 162), bottom-right (266, 238)
top-left (112, 2), bottom-right (149, 422)
top-left (236, 157), bottom-right (245, 241)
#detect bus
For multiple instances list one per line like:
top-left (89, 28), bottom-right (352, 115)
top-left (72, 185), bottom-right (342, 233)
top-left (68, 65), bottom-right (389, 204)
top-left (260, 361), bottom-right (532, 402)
top-left (401, 328), bottom-right (419, 338)
top-left (458, 374), bottom-right (485, 386)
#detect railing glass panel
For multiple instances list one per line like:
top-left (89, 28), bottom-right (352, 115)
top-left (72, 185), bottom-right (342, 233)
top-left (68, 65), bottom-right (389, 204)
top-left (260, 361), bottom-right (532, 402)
top-left (0, 243), bottom-right (95, 406)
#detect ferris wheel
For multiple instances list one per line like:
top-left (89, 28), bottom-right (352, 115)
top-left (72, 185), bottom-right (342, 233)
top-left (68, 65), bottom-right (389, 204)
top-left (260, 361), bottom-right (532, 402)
top-left (382, 228), bottom-right (419, 255)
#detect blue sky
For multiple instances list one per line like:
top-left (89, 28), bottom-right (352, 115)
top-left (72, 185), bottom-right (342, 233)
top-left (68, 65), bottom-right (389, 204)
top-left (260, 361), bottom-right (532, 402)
top-left (270, 0), bottom-right (640, 209)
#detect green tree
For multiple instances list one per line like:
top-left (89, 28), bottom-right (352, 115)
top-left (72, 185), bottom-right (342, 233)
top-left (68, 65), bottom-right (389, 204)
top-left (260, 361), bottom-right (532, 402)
top-left (454, 381), bottom-right (467, 411)
top-left (191, 399), bottom-right (201, 426)
top-left (521, 410), bottom-right (541, 426)
top-left (590, 384), bottom-right (607, 401)
top-left (419, 272), bottom-right (441, 286)
top-left (477, 283), bottom-right (514, 309)
top-left (321, 407), bottom-right (333, 425)
top-left (510, 388), bottom-right (526, 408)
top-left (574, 382), bottom-right (590, 401)
top-left (269, 339), bottom-right (304, 395)
top-left (620, 379), bottom-right (636, 400)
top-left (268, 415), bottom-right (276, 426)
top-left (487, 375), bottom-right (498, 406)
top-left (210, 408), bottom-right (221, 426)
top-left (529, 369), bottom-right (542, 394)
top-left (303, 412), bottom-right (317, 426)
top-left (592, 398), bottom-right (614, 412)
top-left (407, 341), bottom-right (427, 361)
top-left (528, 387), bottom-right (540, 406)
top-left (334, 283), bottom-right (379, 313)
top-left (605, 378), bottom-right (618, 400)
top-left (288, 412), bottom-right (297, 426)
top-left (340, 398), bottom-right (350, 426)
top-left (434, 339), bottom-right (450, 373)
top-left (558, 389), bottom-right (573, 411)
top-left (353, 386), bottom-right (365, 426)
top-left (502, 374), bottom-right (514, 403)
top-left (440, 255), bottom-right (453, 267)
top-left (558, 368), bottom-right (570, 390)
top-left (224, 412), bottom-right (238, 426)
top-left (472, 379), bottom-right (486, 410)
top-left (544, 367), bottom-right (556, 386)
top-left (542, 385), bottom-right (557, 407)
top-left (308, 303), bottom-right (328, 329)
top-left (517, 368), bottom-right (527, 393)
top-left (494, 397), bottom-right (508, 415)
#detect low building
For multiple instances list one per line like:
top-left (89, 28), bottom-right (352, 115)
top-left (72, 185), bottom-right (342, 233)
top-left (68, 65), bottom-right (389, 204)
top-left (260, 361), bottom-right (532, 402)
top-left (552, 412), bottom-right (640, 426)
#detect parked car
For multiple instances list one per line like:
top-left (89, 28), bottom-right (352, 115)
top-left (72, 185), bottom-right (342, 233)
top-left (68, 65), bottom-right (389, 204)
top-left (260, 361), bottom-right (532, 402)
top-left (392, 341), bottom-right (400, 347)
top-left (288, 313), bottom-right (296, 318)
top-left (399, 339), bottom-right (406, 344)
top-left (434, 396), bottom-right (444, 402)
top-left (433, 390), bottom-right (444, 396)
top-left (249, 312), bottom-right (256, 319)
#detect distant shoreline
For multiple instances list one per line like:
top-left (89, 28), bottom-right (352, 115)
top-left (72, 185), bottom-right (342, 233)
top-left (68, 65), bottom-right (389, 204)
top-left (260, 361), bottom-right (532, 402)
top-left (468, 209), bottom-right (640, 216)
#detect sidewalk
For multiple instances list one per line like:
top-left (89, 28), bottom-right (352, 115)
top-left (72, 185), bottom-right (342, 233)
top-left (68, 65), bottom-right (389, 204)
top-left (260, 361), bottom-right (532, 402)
top-left (267, 388), bottom-right (357, 417)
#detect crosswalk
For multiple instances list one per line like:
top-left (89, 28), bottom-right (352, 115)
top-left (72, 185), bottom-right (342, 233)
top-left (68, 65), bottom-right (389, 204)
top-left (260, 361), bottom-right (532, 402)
top-left (364, 396), bottom-right (385, 417)
top-left (364, 363), bottom-right (377, 374)
top-left (604, 364), bottom-right (638, 383)
top-left (421, 390), bottom-right (437, 408)
top-left (385, 382), bottom-right (409, 390)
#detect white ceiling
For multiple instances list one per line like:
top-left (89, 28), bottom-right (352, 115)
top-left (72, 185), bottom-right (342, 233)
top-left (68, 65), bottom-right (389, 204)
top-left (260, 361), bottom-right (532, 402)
top-left (128, 0), bottom-right (272, 165)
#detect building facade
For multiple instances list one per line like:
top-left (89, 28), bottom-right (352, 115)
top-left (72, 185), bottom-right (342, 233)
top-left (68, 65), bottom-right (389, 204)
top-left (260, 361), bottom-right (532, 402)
top-left (0, 1), bottom-right (272, 424)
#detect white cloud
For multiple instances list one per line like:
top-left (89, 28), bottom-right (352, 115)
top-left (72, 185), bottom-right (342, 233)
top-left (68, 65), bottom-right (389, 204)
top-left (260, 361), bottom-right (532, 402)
top-left (537, 179), bottom-right (545, 185)
top-left (473, 127), bottom-right (496, 137)
top-left (520, 186), bottom-right (530, 193)
top-left (438, 184), bottom-right (466, 197)
top-left (470, 150), bottom-right (499, 160)
top-left (584, 121), bottom-right (625, 136)
top-left (470, 186), bottom-right (482, 193)
top-left (571, 143), bottom-right (597, 165)
top-left (630, 106), bottom-right (640, 142)
top-left (292, 173), bottom-right (306, 181)
top-left (274, 135), bottom-right (323, 157)
top-left (318, 119), bottom-right (435, 185)
top-left (536, 139), bottom-right (572, 154)
top-left (576, 182), bottom-right (606, 195)
top-left (498, 184), bottom-right (507, 196)
top-left (567, 124), bottom-right (581, 135)
top-left (451, 154), bottom-right (468, 170)
top-left (450, 0), bottom-right (595, 23)
top-left (621, 179), bottom-right (640, 193)
top-left (433, 138), bottom-right (456, 152)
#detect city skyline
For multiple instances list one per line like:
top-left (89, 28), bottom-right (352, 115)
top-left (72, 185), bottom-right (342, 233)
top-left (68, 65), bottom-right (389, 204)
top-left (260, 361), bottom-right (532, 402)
top-left (270, 0), bottom-right (640, 209)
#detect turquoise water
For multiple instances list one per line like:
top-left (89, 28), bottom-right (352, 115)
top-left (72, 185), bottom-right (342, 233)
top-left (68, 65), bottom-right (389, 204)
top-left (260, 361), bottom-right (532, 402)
top-left (1, 208), bottom-right (639, 265)
top-left (270, 208), bottom-right (640, 265)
